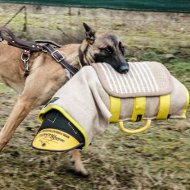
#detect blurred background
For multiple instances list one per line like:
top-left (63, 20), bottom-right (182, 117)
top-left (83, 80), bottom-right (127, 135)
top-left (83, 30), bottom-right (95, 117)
top-left (0, 1), bottom-right (190, 190)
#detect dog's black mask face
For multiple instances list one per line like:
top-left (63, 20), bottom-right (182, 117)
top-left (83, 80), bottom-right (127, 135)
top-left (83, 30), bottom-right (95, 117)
top-left (83, 23), bottom-right (129, 74)
top-left (93, 34), bottom-right (129, 74)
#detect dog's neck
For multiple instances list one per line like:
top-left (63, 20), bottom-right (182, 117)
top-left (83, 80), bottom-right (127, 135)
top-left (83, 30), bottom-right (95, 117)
top-left (78, 39), bottom-right (95, 67)
top-left (61, 40), bottom-right (95, 69)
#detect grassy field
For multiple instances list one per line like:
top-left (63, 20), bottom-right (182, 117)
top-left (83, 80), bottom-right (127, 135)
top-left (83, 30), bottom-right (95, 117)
top-left (0, 4), bottom-right (190, 190)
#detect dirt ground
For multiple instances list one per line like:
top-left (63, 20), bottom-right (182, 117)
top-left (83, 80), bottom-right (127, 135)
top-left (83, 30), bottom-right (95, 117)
top-left (0, 4), bottom-right (190, 190)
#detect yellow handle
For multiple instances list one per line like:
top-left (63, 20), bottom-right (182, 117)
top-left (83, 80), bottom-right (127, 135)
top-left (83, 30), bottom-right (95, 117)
top-left (118, 119), bottom-right (151, 134)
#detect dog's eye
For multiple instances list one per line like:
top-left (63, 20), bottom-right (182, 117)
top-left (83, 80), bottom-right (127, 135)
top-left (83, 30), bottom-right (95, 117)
top-left (103, 46), bottom-right (113, 54)
top-left (99, 46), bottom-right (113, 55)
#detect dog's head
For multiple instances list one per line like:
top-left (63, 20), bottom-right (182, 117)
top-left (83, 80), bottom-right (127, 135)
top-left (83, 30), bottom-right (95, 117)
top-left (80, 23), bottom-right (129, 74)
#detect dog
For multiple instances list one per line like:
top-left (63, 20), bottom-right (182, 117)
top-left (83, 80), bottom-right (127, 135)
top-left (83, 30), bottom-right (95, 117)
top-left (0, 23), bottom-right (129, 175)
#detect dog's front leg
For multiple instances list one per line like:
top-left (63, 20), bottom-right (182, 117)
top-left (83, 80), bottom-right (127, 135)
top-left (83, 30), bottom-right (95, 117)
top-left (0, 54), bottom-right (53, 151)
top-left (0, 94), bottom-right (38, 150)
top-left (70, 149), bottom-right (89, 176)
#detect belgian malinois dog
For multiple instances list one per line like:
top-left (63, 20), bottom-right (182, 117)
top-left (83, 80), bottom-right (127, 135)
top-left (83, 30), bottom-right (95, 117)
top-left (0, 23), bottom-right (129, 175)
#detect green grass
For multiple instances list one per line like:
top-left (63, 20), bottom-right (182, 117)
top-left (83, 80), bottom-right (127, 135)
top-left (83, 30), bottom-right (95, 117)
top-left (0, 83), bottom-right (12, 93)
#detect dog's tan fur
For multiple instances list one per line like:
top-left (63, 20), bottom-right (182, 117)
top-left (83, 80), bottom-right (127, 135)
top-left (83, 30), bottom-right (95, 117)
top-left (0, 24), bottom-right (128, 176)
top-left (0, 41), bottom-right (90, 174)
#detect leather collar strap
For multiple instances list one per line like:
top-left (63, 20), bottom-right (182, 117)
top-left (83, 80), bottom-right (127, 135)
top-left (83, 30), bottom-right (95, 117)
top-left (0, 27), bottom-right (79, 76)
top-left (43, 44), bottom-right (79, 77)
top-left (0, 27), bottom-right (43, 52)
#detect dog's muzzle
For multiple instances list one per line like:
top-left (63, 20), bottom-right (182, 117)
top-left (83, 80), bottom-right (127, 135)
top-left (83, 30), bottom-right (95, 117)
top-left (32, 110), bottom-right (85, 152)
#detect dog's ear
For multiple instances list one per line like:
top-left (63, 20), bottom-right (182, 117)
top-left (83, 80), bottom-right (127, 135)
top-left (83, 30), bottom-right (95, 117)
top-left (83, 23), bottom-right (96, 45)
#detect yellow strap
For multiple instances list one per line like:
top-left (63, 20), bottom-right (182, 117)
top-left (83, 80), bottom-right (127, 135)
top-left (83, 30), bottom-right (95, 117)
top-left (118, 119), bottom-right (151, 134)
top-left (156, 94), bottom-right (170, 119)
top-left (182, 86), bottom-right (189, 118)
top-left (38, 105), bottom-right (88, 149)
top-left (109, 96), bottom-right (121, 122)
top-left (131, 97), bottom-right (146, 122)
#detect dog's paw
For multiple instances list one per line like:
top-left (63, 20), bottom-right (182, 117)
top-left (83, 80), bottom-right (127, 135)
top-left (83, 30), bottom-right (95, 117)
top-left (74, 166), bottom-right (89, 177)
top-left (67, 167), bottom-right (89, 178)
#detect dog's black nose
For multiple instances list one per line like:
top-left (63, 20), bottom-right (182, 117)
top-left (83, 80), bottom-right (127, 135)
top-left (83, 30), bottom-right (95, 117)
top-left (118, 64), bottom-right (129, 74)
